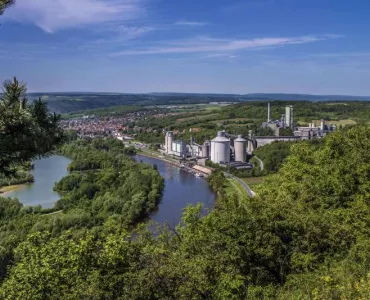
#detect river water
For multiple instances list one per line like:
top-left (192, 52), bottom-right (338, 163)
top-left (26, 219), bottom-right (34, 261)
top-left (3, 155), bottom-right (216, 225)
top-left (134, 155), bottom-right (216, 226)
top-left (3, 155), bottom-right (71, 208)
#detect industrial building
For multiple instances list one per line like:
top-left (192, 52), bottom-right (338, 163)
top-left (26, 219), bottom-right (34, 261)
top-left (164, 130), bottom-right (251, 168)
top-left (210, 131), bottom-right (231, 164)
top-left (294, 119), bottom-right (336, 139)
top-left (285, 105), bottom-right (294, 129)
top-left (164, 131), bottom-right (187, 158)
top-left (262, 103), bottom-right (337, 139)
top-left (163, 103), bottom-right (336, 167)
top-left (234, 135), bottom-right (247, 163)
top-left (263, 103), bottom-right (294, 135)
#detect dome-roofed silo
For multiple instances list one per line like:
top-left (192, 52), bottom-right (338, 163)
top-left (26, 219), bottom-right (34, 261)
top-left (234, 134), bottom-right (247, 163)
top-left (211, 131), bottom-right (230, 164)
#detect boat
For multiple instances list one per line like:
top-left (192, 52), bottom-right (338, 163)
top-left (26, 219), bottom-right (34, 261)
top-left (195, 172), bottom-right (204, 178)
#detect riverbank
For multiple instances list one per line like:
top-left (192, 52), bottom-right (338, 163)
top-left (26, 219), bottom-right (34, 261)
top-left (137, 149), bottom-right (182, 168)
top-left (0, 184), bottom-right (28, 194)
top-left (133, 155), bottom-right (216, 224)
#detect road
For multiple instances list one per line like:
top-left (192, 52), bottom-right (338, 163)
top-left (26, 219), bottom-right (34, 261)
top-left (254, 156), bottom-right (264, 171)
top-left (225, 173), bottom-right (256, 197)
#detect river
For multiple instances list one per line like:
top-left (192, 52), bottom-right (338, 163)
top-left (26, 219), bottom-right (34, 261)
top-left (3, 155), bottom-right (71, 208)
top-left (134, 155), bottom-right (216, 226)
top-left (2, 155), bottom-right (216, 225)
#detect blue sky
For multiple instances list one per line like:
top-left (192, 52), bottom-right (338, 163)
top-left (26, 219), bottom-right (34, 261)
top-left (1, 0), bottom-right (370, 95)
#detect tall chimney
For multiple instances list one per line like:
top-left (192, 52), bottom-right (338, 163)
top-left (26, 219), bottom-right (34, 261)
top-left (267, 103), bottom-right (271, 123)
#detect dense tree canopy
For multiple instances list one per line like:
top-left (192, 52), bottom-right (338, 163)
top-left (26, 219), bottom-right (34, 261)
top-left (0, 78), bottom-right (64, 174)
top-left (2, 126), bottom-right (370, 298)
top-left (0, 138), bottom-right (163, 284)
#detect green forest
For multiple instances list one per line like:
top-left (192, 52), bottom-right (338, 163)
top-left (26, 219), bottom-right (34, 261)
top-left (0, 138), bottom-right (164, 290)
top-left (2, 125), bottom-right (370, 299)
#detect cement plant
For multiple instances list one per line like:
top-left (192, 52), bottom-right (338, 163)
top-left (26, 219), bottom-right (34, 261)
top-left (162, 103), bottom-right (337, 171)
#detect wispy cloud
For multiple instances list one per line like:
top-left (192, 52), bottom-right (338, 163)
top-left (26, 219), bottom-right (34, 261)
top-left (202, 53), bottom-right (239, 59)
top-left (5, 0), bottom-right (146, 33)
top-left (111, 34), bottom-right (341, 56)
top-left (112, 25), bottom-right (154, 40)
top-left (174, 21), bottom-right (208, 26)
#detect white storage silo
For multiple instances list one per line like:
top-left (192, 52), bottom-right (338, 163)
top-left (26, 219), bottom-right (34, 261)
top-left (165, 131), bottom-right (173, 154)
top-left (211, 131), bottom-right (230, 164)
top-left (234, 135), bottom-right (247, 162)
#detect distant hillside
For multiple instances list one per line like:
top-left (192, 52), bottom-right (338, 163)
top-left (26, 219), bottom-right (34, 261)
top-left (242, 93), bottom-right (370, 101)
top-left (28, 93), bottom-right (243, 114)
top-left (27, 92), bottom-right (370, 114)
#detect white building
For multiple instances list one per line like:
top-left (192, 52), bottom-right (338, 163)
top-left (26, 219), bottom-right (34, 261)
top-left (210, 131), bottom-right (230, 164)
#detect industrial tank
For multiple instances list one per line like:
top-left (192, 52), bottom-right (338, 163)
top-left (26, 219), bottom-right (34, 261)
top-left (165, 132), bottom-right (173, 153)
top-left (211, 131), bottom-right (230, 164)
top-left (234, 135), bottom-right (247, 162)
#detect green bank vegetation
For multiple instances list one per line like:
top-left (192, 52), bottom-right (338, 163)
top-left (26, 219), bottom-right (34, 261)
top-left (0, 138), bottom-right (164, 283)
top-left (3, 126), bottom-right (370, 298)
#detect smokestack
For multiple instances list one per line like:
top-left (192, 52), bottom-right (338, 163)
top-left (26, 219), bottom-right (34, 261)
top-left (267, 103), bottom-right (271, 123)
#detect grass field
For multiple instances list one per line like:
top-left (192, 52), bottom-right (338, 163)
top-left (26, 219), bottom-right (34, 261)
top-left (210, 118), bottom-right (251, 124)
top-left (225, 178), bottom-right (249, 198)
top-left (242, 177), bottom-right (265, 188)
top-left (176, 113), bottom-right (221, 123)
top-left (313, 119), bottom-right (357, 126)
top-left (297, 119), bottom-right (357, 127)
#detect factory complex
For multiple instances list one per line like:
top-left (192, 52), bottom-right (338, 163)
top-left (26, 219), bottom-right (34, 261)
top-left (164, 130), bottom-right (251, 169)
top-left (163, 104), bottom-right (337, 168)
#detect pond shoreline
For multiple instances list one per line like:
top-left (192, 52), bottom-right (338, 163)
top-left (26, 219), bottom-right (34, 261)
top-left (2, 156), bottom-right (72, 208)
top-left (0, 184), bottom-right (29, 195)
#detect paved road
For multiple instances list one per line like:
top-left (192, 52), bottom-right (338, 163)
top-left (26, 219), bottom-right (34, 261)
top-left (254, 156), bottom-right (264, 171)
top-left (225, 173), bottom-right (256, 197)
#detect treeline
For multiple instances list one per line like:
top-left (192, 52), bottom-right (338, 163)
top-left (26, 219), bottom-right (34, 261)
top-left (56, 139), bottom-right (164, 223)
top-left (0, 168), bottom-right (34, 188)
top-left (253, 139), bottom-right (324, 174)
top-left (221, 101), bottom-right (370, 123)
top-left (63, 105), bottom-right (143, 119)
top-left (0, 138), bottom-right (164, 283)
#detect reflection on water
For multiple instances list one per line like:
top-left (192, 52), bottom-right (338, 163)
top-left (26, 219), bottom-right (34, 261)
top-left (135, 155), bottom-right (216, 227)
top-left (3, 155), bottom-right (71, 208)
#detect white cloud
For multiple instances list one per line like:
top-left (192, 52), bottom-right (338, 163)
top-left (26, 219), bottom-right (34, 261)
top-left (115, 25), bottom-right (154, 39)
top-left (111, 34), bottom-right (341, 56)
top-left (202, 53), bottom-right (239, 59)
top-left (6, 0), bottom-right (145, 33)
top-left (174, 21), bottom-right (208, 26)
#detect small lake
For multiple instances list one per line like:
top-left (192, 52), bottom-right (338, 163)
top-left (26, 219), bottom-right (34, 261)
top-left (3, 155), bottom-right (71, 208)
top-left (134, 155), bottom-right (216, 227)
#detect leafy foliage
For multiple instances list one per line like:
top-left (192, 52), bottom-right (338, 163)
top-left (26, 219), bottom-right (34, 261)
top-left (0, 0), bottom-right (13, 15)
top-left (0, 138), bottom-right (163, 283)
top-left (3, 126), bottom-right (370, 298)
top-left (0, 78), bottom-right (64, 174)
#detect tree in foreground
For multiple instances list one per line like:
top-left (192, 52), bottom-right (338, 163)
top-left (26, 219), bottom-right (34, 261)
top-left (0, 77), bottom-right (63, 173)
top-left (0, 0), bottom-right (14, 16)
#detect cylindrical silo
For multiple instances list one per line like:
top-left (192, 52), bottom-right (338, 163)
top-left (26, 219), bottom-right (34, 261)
top-left (234, 134), bottom-right (247, 162)
top-left (165, 131), bottom-right (173, 153)
top-left (211, 131), bottom-right (230, 164)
